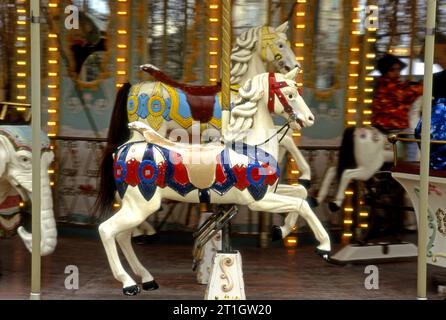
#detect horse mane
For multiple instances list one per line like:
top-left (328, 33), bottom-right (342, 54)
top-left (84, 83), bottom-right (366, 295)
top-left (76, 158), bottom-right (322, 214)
top-left (336, 126), bottom-right (357, 181)
top-left (230, 26), bottom-right (262, 85)
top-left (225, 75), bottom-right (264, 142)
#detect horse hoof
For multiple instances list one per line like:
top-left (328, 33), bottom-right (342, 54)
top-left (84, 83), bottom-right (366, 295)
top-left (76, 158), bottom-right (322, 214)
top-left (123, 285), bottom-right (141, 296)
top-left (307, 196), bottom-right (319, 208)
top-left (299, 179), bottom-right (311, 189)
top-left (271, 225), bottom-right (283, 241)
top-left (328, 201), bottom-right (340, 212)
top-left (316, 249), bottom-right (331, 262)
top-left (142, 280), bottom-right (159, 291)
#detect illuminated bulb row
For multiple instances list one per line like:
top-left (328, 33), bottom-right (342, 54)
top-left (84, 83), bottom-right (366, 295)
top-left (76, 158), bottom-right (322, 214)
top-left (116, 0), bottom-right (129, 88)
top-left (208, 1), bottom-right (220, 84)
top-left (46, 1), bottom-right (61, 188)
top-left (342, 189), bottom-right (354, 239)
top-left (362, 9), bottom-right (378, 127)
top-left (15, 1), bottom-right (28, 102)
top-left (345, 3), bottom-right (362, 127)
top-left (285, 1), bottom-right (308, 188)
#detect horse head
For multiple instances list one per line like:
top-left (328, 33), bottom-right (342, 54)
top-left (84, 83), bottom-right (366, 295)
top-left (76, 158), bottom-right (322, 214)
top-left (260, 22), bottom-right (301, 74)
top-left (231, 23), bottom-right (300, 85)
top-left (267, 68), bottom-right (314, 130)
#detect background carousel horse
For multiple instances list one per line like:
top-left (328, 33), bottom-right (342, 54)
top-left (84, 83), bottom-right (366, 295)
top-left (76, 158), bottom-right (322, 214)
top-left (99, 22), bottom-right (313, 241)
top-left (316, 99), bottom-right (422, 212)
top-left (95, 70), bottom-right (331, 295)
top-left (0, 126), bottom-right (57, 256)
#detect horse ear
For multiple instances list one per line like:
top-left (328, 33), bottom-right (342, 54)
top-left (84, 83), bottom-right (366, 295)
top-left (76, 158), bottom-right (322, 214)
top-left (275, 21), bottom-right (289, 33)
top-left (285, 67), bottom-right (299, 80)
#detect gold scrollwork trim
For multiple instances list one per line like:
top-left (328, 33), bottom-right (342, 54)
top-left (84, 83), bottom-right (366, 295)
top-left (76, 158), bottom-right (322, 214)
top-left (219, 256), bottom-right (234, 293)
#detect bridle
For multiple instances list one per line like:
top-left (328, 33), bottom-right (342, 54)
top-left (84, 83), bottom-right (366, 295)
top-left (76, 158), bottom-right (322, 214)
top-left (267, 72), bottom-right (301, 126)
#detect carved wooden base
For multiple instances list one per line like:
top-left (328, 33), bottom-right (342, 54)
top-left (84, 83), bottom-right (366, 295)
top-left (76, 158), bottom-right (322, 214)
top-left (204, 251), bottom-right (245, 300)
top-left (392, 171), bottom-right (446, 268)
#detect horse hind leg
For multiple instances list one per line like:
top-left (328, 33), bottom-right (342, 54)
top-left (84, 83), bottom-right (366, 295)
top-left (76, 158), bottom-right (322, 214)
top-left (248, 193), bottom-right (331, 260)
top-left (116, 230), bottom-right (159, 291)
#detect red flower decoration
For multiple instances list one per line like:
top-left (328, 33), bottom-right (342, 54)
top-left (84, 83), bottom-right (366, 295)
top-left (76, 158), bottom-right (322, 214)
top-left (173, 154), bottom-right (189, 186)
top-left (156, 162), bottom-right (166, 188)
top-left (215, 163), bottom-right (226, 185)
top-left (232, 164), bottom-right (249, 190)
top-left (262, 163), bottom-right (279, 185)
top-left (125, 158), bottom-right (141, 187)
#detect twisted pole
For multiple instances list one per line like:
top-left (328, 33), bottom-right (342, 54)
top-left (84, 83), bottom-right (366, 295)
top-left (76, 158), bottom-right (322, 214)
top-left (221, 0), bottom-right (231, 138)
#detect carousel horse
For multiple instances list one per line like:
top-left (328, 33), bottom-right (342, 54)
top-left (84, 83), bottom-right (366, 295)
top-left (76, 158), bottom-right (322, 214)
top-left (96, 70), bottom-right (331, 295)
top-left (128, 22), bottom-right (310, 182)
top-left (316, 99), bottom-right (422, 212)
top-left (100, 22), bottom-right (312, 241)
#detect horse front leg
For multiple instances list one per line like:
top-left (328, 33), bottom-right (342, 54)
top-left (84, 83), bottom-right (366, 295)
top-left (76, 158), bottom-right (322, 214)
top-left (279, 134), bottom-right (311, 183)
top-left (330, 167), bottom-right (377, 212)
top-left (116, 230), bottom-right (159, 291)
top-left (316, 166), bottom-right (337, 205)
top-left (247, 193), bottom-right (331, 258)
top-left (99, 190), bottom-right (161, 295)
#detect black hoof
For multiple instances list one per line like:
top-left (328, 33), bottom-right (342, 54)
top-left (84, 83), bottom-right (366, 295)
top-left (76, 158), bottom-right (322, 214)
top-left (271, 225), bottom-right (283, 242)
top-left (307, 196), bottom-right (319, 208)
top-left (123, 285), bottom-right (141, 296)
top-left (132, 234), bottom-right (160, 245)
top-left (299, 179), bottom-right (311, 189)
top-left (328, 201), bottom-right (340, 212)
top-left (142, 280), bottom-right (159, 291)
top-left (316, 249), bottom-right (331, 262)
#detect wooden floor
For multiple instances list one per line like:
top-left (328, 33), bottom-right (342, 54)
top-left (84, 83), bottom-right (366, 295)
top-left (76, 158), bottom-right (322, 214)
top-left (0, 234), bottom-right (444, 300)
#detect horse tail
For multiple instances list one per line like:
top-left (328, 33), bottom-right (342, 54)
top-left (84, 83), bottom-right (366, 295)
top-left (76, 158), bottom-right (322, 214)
top-left (94, 82), bottom-right (132, 218)
top-left (336, 126), bottom-right (357, 181)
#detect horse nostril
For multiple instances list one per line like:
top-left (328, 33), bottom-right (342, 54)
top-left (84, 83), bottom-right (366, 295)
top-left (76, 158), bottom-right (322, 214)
top-left (294, 64), bottom-right (300, 68)
top-left (308, 116), bottom-right (314, 122)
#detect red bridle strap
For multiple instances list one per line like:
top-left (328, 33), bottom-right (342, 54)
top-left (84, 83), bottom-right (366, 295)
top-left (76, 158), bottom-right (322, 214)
top-left (268, 73), bottom-right (294, 116)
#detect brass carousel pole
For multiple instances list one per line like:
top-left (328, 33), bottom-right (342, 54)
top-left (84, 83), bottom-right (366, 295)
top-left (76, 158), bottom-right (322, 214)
top-left (417, 0), bottom-right (436, 300)
top-left (30, 0), bottom-right (42, 300)
top-left (221, 0), bottom-right (232, 251)
top-left (220, 0), bottom-right (231, 138)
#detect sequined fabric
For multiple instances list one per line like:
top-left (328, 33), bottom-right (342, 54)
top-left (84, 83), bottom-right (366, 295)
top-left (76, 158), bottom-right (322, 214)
top-left (371, 76), bottom-right (423, 130)
top-left (415, 98), bottom-right (446, 170)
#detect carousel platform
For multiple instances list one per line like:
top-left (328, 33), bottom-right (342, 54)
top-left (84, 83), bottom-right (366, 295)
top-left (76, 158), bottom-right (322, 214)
top-left (0, 233), bottom-right (444, 300)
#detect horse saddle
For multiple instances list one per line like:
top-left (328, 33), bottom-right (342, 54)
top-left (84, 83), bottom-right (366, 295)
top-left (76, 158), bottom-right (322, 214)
top-left (140, 64), bottom-right (220, 123)
top-left (130, 121), bottom-right (222, 189)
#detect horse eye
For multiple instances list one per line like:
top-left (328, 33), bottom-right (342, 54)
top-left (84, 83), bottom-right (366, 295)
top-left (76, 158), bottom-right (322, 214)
top-left (288, 94), bottom-right (293, 99)
top-left (279, 44), bottom-right (283, 48)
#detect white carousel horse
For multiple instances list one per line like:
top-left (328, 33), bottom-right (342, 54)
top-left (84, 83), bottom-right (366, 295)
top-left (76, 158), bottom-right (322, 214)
top-left (99, 22), bottom-right (312, 240)
top-left (96, 70), bottom-right (331, 294)
top-left (316, 98), bottom-right (422, 211)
